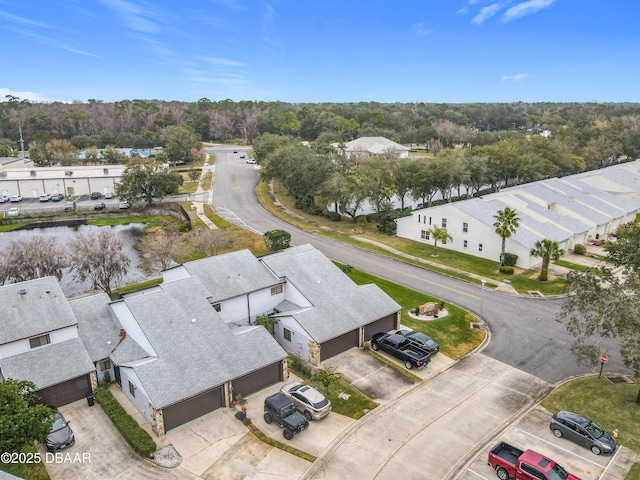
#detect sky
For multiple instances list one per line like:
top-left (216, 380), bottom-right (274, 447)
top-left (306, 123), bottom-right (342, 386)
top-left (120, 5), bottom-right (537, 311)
top-left (1, 1), bottom-right (639, 104)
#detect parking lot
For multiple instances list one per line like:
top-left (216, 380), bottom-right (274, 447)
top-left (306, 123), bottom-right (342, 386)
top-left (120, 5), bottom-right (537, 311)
top-left (458, 405), bottom-right (631, 480)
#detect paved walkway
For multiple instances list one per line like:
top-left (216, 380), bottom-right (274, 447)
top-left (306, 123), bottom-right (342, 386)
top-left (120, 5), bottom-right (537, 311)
top-left (190, 153), bottom-right (217, 230)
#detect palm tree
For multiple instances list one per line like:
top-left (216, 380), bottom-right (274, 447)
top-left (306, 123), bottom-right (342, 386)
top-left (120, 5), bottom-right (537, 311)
top-left (493, 207), bottom-right (520, 265)
top-left (530, 239), bottom-right (564, 281)
top-left (428, 225), bottom-right (453, 256)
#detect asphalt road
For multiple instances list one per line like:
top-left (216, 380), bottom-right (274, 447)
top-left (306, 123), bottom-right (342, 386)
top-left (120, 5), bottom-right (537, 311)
top-left (209, 145), bottom-right (630, 383)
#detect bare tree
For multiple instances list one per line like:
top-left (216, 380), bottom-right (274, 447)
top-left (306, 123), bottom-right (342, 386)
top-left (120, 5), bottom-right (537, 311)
top-left (0, 238), bottom-right (67, 284)
top-left (191, 228), bottom-right (230, 257)
top-left (67, 230), bottom-right (131, 297)
top-left (138, 226), bottom-right (182, 274)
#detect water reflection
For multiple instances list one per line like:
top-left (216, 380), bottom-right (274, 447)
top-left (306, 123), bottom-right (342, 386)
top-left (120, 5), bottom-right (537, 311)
top-left (1, 224), bottom-right (149, 297)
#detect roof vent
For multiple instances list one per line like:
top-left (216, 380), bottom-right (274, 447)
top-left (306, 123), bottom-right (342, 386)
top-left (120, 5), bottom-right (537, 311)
top-left (65, 170), bottom-right (73, 176)
top-left (18, 288), bottom-right (27, 295)
top-left (30, 170), bottom-right (36, 176)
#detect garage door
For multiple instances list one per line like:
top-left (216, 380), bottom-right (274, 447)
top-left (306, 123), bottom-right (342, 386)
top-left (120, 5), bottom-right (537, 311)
top-left (163, 385), bottom-right (224, 431)
top-left (232, 362), bottom-right (282, 399)
top-left (320, 329), bottom-right (359, 361)
top-left (364, 313), bottom-right (397, 342)
top-left (37, 375), bottom-right (92, 407)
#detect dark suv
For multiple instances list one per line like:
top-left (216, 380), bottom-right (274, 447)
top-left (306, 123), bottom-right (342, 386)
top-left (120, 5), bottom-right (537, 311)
top-left (263, 392), bottom-right (309, 440)
top-left (550, 410), bottom-right (616, 455)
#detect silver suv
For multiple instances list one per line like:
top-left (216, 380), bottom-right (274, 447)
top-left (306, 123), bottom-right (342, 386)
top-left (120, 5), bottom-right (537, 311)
top-left (280, 382), bottom-right (331, 420)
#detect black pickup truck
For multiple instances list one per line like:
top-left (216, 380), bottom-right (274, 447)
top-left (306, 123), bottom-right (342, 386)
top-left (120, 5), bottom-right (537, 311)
top-left (370, 332), bottom-right (432, 369)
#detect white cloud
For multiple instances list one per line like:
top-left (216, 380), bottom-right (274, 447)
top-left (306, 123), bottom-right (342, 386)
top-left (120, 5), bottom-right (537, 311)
top-left (501, 73), bottom-right (529, 82)
top-left (412, 22), bottom-right (432, 36)
top-left (472, 3), bottom-right (503, 24)
top-left (201, 56), bottom-right (246, 67)
top-left (501, 0), bottom-right (555, 22)
top-left (99, 0), bottom-right (160, 33)
top-left (0, 87), bottom-right (48, 102)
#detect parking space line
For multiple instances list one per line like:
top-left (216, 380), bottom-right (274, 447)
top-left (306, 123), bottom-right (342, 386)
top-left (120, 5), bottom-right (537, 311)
top-left (599, 446), bottom-right (624, 479)
top-left (467, 468), bottom-right (491, 479)
top-left (513, 427), bottom-right (603, 467)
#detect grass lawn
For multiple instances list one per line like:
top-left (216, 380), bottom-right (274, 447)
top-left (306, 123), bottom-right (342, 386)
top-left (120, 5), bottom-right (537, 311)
top-left (342, 266), bottom-right (485, 360)
top-left (256, 179), bottom-right (566, 296)
top-left (0, 445), bottom-right (50, 480)
top-left (541, 376), bottom-right (640, 454)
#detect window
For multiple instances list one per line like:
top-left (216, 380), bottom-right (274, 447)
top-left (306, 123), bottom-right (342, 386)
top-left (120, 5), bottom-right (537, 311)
top-left (99, 359), bottom-right (111, 371)
top-left (479, 243), bottom-right (483, 252)
top-left (129, 380), bottom-right (136, 397)
top-left (441, 218), bottom-right (447, 228)
top-left (284, 328), bottom-right (292, 342)
top-left (429, 216), bottom-right (432, 225)
top-left (442, 238), bottom-right (447, 245)
top-left (211, 302), bottom-right (221, 312)
top-left (271, 284), bottom-right (283, 295)
top-left (462, 222), bottom-right (468, 233)
top-left (421, 230), bottom-right (430, 240)
top-left (418, 214), bottom-right (421, 223)
top-left (29, 334), bottom-right (50, 349)
top-left (463, 240), bottom-right (468, 248)
top-left (520, 463), bottom-right (544, 479)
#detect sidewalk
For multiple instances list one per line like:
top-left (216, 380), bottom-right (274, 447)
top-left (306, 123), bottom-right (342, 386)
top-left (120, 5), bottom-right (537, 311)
top-left (190, 153), bottom-right (217, 230)
top-left (599, 446), bottom-right (639, 480)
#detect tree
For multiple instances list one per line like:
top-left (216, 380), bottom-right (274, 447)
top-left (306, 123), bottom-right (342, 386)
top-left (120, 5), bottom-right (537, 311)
top-left (137, 225), bottom-right (182, 274)
top-left (530, 239), bottom-right (564, 281)
top-left (312, 367), bottom-right (342, 395)
top-left (116, 159), bottom-right (182, 204)
top-left (493, 207), bottom-right (520, 265)
top-left (191, 228), bottom-right (230, 257)
top-left (557, 268), bottom-right (640, 403)
top-left (160, 125), bottom-right (201, 165)
top-left (264, 230), bottom-right (291, 251)
top-left (603, 222), bottom-right (640, 273)
top-left (67, 229), bottom-right (131, 297)
top-left (0, 379), bottom-right (54, 453)
top-left (428, 225), bottom-right (453, 256)
top-left (0, 237), bottom-right (67, 285)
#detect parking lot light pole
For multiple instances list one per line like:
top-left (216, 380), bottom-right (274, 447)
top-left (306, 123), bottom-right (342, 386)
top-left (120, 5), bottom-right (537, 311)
top-left (480, 279), bottom-right (486, 321)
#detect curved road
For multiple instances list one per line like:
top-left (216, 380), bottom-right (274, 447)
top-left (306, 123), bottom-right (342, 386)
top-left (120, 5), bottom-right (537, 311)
top-left (205, 145), bottom-right (629, 383)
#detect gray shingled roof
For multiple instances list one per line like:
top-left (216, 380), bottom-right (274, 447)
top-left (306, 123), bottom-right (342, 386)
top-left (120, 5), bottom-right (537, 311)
top-left (117, 276), bottom-right (286, 409)
top-left (344, 136), bottom-right (410, 153)
top-left (0, 277), bottom-right (77, 344)
top-left (70, 293), bottom-right (123, 362)
top-left (260, 244), bottom-right (401, 343)
top-left (0, 337), bottom-right (94, 389)
top-left (110, 335), bottom-right (150, 365)
top-left (182, 250), bottom-right (281, 301)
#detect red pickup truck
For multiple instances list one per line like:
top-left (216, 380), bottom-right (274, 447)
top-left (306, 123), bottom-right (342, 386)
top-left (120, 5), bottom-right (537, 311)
top-left (487, 441), bottom-right (581, 480)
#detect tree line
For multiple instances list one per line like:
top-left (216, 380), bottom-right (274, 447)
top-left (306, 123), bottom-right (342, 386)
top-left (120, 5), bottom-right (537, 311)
top-left (2, 96), bottom-right (640, 168)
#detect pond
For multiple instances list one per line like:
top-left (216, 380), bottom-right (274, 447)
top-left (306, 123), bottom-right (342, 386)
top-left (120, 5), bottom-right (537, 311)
top-left (1, 223), bottom-right (150, 297)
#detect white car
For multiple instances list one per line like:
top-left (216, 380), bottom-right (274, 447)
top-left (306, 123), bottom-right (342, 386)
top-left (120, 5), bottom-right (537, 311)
top-left (119, 201), bottom-right (131, 209)
top-left (10, 195), bottom-right (22, 202)
top-left (0, 195), bottom-right (8, 203)
top-left (104, 191), bottom-right (114, 199)
top-left (7, 207), bottom-right (19, 217)
top-left (246, 158), bottom-right (256, 164)
top-left (280, 382), bottom-right (331, 420)
top-left (40, 193), bottom-right (52, 202)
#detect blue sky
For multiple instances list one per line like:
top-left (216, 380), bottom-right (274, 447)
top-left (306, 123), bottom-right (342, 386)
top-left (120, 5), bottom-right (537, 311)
top-left (1, 1), bottom-right (638, 104)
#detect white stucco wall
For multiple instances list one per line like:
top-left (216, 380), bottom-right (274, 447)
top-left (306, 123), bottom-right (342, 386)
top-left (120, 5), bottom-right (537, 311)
top-left (0, 325), bottom-right (78, 359)
top-left (274, 316), bottom-right (311, 361)
top-left (118, 366), bottom-right (153, 425)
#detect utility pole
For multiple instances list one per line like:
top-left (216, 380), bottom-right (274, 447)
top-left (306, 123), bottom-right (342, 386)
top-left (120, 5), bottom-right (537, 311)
top-left (19, 123), bottom-right (26, 161)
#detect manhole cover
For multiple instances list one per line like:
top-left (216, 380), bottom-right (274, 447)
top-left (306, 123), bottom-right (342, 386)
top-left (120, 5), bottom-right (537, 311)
top-left (470, 322), bottom-right (483, 329)
top-left (528, 291), bottom-right (544, 297)
top-left (604, 374), bottom-right (634, 384)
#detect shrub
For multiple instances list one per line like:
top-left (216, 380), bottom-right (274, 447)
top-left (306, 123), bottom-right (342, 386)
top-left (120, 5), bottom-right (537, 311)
top-left (326, 211), bottom-right (342, 222)
top-left (499, 266), bottom-right (514, 275)
top-left (573, 244), bottom-right (586, 255)
top-left (94, 387), bottom-right (156, 457)
top-left (503, 253), bottom-right (518, 266)
top-left (242, 417), bottom-right (252, 426)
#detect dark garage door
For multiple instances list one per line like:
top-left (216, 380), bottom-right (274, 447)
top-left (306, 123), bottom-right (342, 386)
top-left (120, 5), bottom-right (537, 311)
top-left (320, 329), bottom-right (359, 361)
top-left (163, 385), bottom-right (224, 431)
top-left (364, 313), bottom-right (397, 342)
top-left (37, 374), bottom-right (92, 407)
top-left (232, 362), bottom-right (282, 399)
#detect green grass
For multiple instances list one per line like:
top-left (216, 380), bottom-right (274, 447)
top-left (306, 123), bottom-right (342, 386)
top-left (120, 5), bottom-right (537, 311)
top-left (342, 266), bottom-right (485, 360)
top-left (553, 260), bottom-right (592, 271)
top-left (87, 215), bottom-right (171, 228)
top-left (113, 278), bottom-right (163, 295)
top-left (248, 424), bottom-right (316, 463)
top-left (541, 376), bottom-right (640, 453)
top-left (0, 444), bottom-right (50, 480)
top-left (627, 463), bottom-right (640, 480)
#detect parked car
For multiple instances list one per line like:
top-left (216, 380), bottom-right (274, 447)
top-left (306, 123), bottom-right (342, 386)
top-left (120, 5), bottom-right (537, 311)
top-left (395, 329), bottom-right (439, 355)
top-left (104, 191), bottom-right (114, 199)
top-left (39, 193), bottom-right (51, 202)
top-left (550, 411), bottom-right (616, 455)
top-left (7, 207), bottom-right (19, 217)
top-left (119, 201), bottom-right (131, 209)
top-left (488, 440), bottom-right (581, 480)
top-left (233, 149), bottom-right (238, 154)
top-left (90, 192), bottom-right (102, 199)
top-left (0, 194), bottom-right (9, 203)
top-left (370, 332), bottom-right (432, 369)
top-left (240, 154), bottom-right (246, 159)
top-left (263, 392), bottom-right (309, 440)
top-left (10, 194), bottom-right (22, 202)
top-left (94, 202), bottom-right (106, 210)
top-left (280, 382), bottom-right (331, 421)
top-left (45, 407), bottom-right (75, 452)
top-left (246, 158), bottom-right (256, 164)
top-left (63, 202), bottom-right (75, 212)
top-left (50, 193), bottom-right (63, 202)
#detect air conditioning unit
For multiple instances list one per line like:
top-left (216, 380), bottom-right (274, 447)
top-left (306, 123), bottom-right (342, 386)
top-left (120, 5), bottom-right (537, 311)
top-left (30, 170), bottom-right (36, 176)
top-left (65, 170), bottom-right (73, 176)
top-left (103, 168), bottom-right (109, 175)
